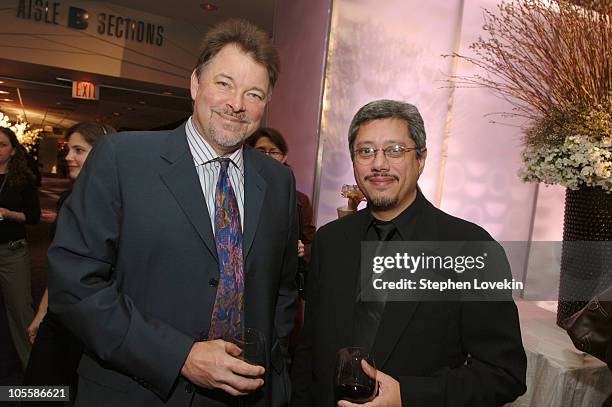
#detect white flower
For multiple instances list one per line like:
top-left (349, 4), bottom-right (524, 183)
top-left (520, 135), bottom-right (612, 192)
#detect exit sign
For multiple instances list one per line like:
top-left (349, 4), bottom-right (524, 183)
top-left (72, 81), bottom-right (99, 100)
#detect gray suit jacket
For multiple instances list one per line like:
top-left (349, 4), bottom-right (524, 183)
top-left (48, 123), bottom-right (298, 407)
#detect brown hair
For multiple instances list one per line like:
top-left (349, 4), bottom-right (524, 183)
top-left (0, 127), bottom-right (34, 187)
top-left (65, 122), bottom-right (116, 146)
top-left (194, 19), bottom-right (280, 89)
top-left (245, 127), bottom-right (288, 155)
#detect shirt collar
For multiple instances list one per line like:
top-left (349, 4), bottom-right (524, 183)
top-left (366, 188), bottom-right (425, 240)
top-left (185, 116), bottom-right (244, 174)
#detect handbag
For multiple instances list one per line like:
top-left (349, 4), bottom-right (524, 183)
top-left (561, 284), bottom-right (612, 362)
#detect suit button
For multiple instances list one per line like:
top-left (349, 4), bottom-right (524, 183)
top-left (209, 278), bottom-right (219, 287)
top-left (185, 383), bottom-right (194, 393)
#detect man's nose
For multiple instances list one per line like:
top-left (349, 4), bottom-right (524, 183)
top-left (371, 149), bottom-right (390, 171)
top-left (227, 92), bottom-right (245, 113)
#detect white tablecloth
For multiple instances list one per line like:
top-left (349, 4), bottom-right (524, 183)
top-left (508, 302), bottom-right (612, 407)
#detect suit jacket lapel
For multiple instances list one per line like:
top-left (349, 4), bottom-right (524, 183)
top-left (242, 148), bottom-right (267, 264)
top-left (372, 195), bottom-right (439, 368)
top-left (334, 210), bottom-right (372, 348)
top-left (159, 124), bottom-right (218, 262)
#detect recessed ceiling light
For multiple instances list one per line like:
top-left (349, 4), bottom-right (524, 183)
top-left (0, 81), bottom-right (4, 84)
top-left (0, 91), bottom-right (9, 94)
top-left (2, 98), bottom-right (13, 102)
top-left (200, 3), bottom-right (217, 11)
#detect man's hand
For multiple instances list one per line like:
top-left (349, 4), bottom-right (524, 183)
top-left (338, 360), bottom-right (401, 407)
top-left (181, 340), bottom-right (265, 396)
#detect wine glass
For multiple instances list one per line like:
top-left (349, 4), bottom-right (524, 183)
top-left (334, 347), bottom-right (378, 403)
top-left (230, 328), bottom-right (266, 369)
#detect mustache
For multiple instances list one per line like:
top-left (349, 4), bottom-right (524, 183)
top-left (364, 173), bottom-right (399, 181)
top-left (210, 106), bottom-right (249, 123)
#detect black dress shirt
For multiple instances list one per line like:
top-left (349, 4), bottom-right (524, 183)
top-left (351, 191), bottom-right (425, 350)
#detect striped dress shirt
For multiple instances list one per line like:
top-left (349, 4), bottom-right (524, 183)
top-left (185, 117), bottom-right (245, 234)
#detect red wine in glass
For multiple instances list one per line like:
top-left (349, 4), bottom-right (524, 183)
top-left (334, 347), bottom-right (378, 403)
top-left (231, 328), bottom-right (266, 369)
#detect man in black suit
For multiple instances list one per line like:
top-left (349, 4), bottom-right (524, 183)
top-left (48, 20), bottom-right (297, 406)
top-left (291, 100), bottom-right (526, 407)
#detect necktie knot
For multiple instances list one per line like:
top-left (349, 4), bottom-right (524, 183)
top-left (373, 220), bottom-right (396, 241)
top-left (217, 158), bottom-right (231, 173)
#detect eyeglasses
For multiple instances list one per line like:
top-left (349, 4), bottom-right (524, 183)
top-left (353, 144), bottom-right (424, 163)
top-left (256, 148), bottom-right (284, 158)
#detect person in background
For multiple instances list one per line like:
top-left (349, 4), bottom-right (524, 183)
top-left (17, 144), bottom-right (42, 187)
top-left (24, 122), bottom-right (115, 405)
top-left (245, 127), bottom-right (315, 265)
top-left (0, 126), bottom-right (40, 370)
top-left (245, 128), bottom-right (316, 359)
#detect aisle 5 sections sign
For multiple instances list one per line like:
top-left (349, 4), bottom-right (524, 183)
top-left (15, 0), bottom-right (165, 47)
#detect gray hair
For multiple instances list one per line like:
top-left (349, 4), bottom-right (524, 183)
top-left (348, 99), bottom-right (427, 160)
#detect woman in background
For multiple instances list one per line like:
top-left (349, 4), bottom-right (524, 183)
top-left (24, 122), bottom-right (114, 405)
top-left (245, 127), bottom-right (315, 265)
top-left (0, 126), bottom-right (40, 371)
top-left (245, 128), bottom-right (316, 360)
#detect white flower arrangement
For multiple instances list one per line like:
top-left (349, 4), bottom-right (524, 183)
top-left (448, 0), bottom-right (612, 193)
top-left (0, 111), bottom-right (43, 153)
top-left (520, 135), bottom-right (612, 192)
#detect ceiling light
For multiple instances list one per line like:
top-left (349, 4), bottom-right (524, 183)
top-left (200, 3), bottom-right (217, 11)
top-left (138, 100), bottom-right (146, 105)
top-left (0, 91), bottom-right (9, 94)
top-left (112, 112), bottom-right (120, 116)
top-left (2, 98), bottom-right (13, 102)
top-left (0, 81), bottom-right (4, 84)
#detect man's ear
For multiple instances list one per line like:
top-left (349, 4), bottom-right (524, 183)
top-left (418, 149), bottom-right (427, 175)
top-left (190, 70), bottom-right (199, 101)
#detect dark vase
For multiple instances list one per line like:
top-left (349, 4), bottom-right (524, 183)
top-left (557, 186), bottom-right (612, 326)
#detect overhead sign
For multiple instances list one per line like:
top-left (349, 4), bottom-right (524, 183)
top-left (72, 81), bottom-right (99, 100)
top-left (16, 0), bottom-right (165, 47)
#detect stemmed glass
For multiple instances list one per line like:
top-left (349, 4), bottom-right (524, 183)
top-left (334, 347), bottom-right (378, 403)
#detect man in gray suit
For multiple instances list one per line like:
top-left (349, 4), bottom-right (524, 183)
top-left (48, 19), bottom-right (297, 407)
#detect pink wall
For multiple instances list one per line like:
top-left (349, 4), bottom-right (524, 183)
top-left (267, 0), bottom-right (333, 207)
top-left (312, 0), bottom-right (564, 244)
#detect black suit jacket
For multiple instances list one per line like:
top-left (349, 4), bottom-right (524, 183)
top-left (291, 193), bottom-right (526, 407)
top-left (48, 124), bottom-right (298, 407)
